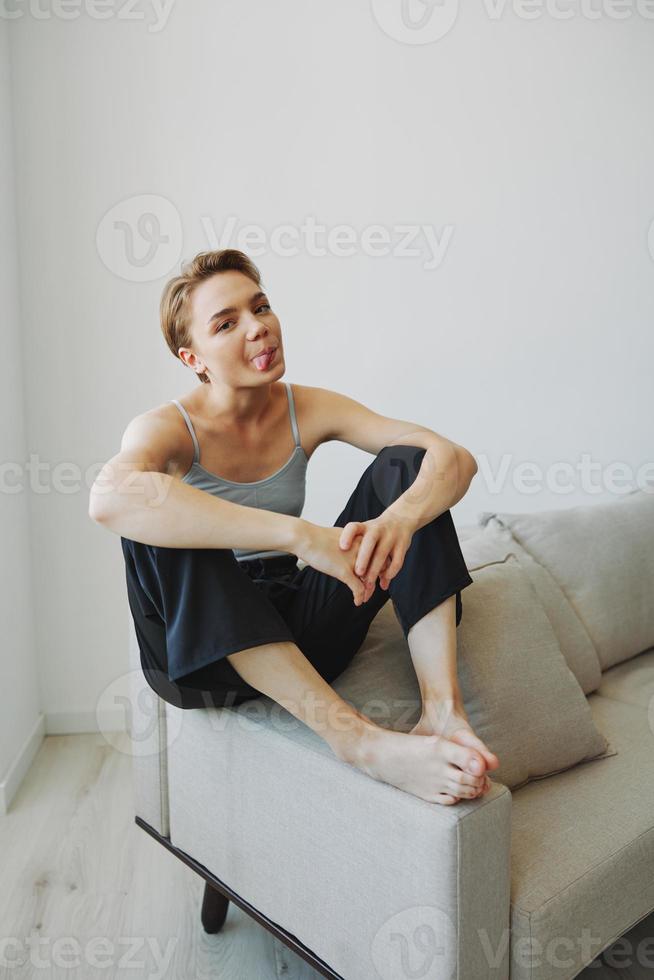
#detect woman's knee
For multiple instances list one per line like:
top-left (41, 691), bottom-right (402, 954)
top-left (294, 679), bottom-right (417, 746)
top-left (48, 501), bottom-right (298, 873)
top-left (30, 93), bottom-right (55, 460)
top-left (369, 444), bottom-right (428, 508)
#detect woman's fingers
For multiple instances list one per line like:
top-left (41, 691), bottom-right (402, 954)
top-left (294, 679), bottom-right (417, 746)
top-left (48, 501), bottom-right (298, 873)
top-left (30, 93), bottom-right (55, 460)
top-left (339, 521), bottom-right (365, 551)
top-left (354, 534), bottom-right (380, 579)
top-left (380, 549), bottom-right (406, 588)
top-left (378, 556), bottom-right (393, 590)
top-left (348, 572), bottom-right (366, 605)
top-left (340, 523), bottom-right (399, 601)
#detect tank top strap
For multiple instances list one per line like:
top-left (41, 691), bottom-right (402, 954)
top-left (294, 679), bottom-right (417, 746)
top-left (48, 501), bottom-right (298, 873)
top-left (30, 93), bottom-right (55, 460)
top-left (170, 399), bottom-right (200, 464)
top-left (284, 382), bottom-right (301, 448)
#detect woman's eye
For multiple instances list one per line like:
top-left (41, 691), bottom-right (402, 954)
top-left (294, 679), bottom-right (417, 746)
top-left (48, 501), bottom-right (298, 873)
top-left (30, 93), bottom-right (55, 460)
top-left (216, 304), bottom-right (270, 333)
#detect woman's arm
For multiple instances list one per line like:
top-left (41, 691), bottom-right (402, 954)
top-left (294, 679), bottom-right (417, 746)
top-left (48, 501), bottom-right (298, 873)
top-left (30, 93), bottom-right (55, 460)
top-left (88, 411), bottom-right (306, 553)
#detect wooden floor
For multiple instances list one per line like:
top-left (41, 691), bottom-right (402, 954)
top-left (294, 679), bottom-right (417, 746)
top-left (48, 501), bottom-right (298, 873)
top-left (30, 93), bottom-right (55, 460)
top-left (1, 732), bottom-right (651, 979)
top-left (0, 732), bottom-right (320, 979)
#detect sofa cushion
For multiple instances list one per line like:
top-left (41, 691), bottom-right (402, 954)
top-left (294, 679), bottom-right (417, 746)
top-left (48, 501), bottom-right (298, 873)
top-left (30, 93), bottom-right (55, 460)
top-left (314, 553), bottom-right (611, 790)
top-left (441, 553), bottom-right (612, 789)
top-left (596, 645), bottom-right (654, 710)
top-left (479, 486), bottom-right (654, 670)
top-left (509, 695), bottom-right (654, 980)
top-left (462, 519), bottom-right (601, 694)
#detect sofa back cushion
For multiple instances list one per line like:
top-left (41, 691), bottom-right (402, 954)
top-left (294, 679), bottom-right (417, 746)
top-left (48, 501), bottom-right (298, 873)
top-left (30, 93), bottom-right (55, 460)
top-left (479, 486), bottom-right (654, 671)
top-left (454, 554), bottom-right (612, 789)
top-left (464, 518), bottom-right (602, 694)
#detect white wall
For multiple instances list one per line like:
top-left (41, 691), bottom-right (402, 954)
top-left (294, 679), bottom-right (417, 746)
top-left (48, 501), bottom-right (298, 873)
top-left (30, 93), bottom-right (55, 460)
top-left (0, 19), bottom-right (42, 812)
top-left (5, 1), bottom-right (654, 733)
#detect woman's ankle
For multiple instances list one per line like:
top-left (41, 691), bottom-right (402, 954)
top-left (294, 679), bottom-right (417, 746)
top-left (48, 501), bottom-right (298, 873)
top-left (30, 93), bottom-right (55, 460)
top-left (326, 707), bottom-right (379, 766)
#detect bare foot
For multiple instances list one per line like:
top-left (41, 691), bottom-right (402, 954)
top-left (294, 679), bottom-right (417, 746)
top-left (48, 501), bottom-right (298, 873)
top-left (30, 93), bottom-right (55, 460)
top-left (409, 700), bottom-right (499, 798)
top-left (335, 720), bottom-right (488, 805)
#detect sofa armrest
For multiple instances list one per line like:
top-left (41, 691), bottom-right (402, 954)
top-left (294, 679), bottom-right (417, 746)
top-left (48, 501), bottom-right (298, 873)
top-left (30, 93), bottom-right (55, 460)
top-left (164, 704), bottom-right (512, 979)
top-left (453, 780), bottom-right (513, 979)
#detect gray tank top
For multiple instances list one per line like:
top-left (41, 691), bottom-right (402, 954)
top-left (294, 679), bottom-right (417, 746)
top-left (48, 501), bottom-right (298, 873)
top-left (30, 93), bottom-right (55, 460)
top-left (170, 381), bottom-right (308, 563)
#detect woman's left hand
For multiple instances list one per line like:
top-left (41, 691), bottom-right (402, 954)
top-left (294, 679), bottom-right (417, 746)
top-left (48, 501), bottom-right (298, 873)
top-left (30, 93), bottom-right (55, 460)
top-left (337, 513), bottom-right (415, 601)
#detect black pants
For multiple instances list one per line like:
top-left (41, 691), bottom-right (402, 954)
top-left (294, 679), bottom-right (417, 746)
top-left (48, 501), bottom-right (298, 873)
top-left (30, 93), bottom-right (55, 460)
top-left (121, 444), bottom-right (474, 710)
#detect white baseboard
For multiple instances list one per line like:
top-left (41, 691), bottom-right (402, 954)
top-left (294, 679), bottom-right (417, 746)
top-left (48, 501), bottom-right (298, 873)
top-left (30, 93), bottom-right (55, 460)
top-left (0, 712), bottom-right (46, 816)
top-left (0, 710), bottom-right (129, 816)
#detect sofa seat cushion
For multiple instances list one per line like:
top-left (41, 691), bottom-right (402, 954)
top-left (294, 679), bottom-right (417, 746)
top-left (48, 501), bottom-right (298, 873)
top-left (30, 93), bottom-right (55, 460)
top-left (596, 646), bottom-right (654, 710)
top-left (479, 486), bottom-right (654, 671)
top-left (509, 695), bottom-right (654, 980)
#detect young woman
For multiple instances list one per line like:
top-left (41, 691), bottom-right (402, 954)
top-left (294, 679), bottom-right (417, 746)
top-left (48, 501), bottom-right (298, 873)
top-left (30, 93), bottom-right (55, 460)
top-left (89, 248), bottom-right (499, 806)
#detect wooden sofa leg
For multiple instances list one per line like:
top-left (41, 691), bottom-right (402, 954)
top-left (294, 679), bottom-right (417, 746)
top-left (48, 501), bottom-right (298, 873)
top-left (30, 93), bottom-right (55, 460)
top-left (201, 881), bottom-right (230, 933)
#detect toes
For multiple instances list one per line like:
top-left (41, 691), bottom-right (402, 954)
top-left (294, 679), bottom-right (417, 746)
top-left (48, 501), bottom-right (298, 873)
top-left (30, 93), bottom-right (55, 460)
top-left (444, 741), bottom-right (485, 776)
top-left (446, 768), bottom-right (492, 799)
top-left (477, 776), bottom-right (492, 796)
top-left (449, 729), bottom-right (499, 771)
top-left (449, 783), bottom-right (479, 799)
top-left (449, 767), bottom-right (485, 790)
top-left (434, 793), bottom-right (459, 805)
top-left (463, 755), bottom-right (485, 776)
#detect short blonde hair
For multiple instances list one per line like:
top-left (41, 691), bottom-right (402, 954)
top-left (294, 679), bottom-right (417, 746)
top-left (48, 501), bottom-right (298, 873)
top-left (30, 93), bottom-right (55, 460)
top-left (160, 249), bottom-right (263, 384)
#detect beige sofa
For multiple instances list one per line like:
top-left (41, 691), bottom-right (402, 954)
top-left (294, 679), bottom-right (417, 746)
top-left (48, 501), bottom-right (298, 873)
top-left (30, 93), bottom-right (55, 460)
top-left (126, 485), bottom-right (654, 979)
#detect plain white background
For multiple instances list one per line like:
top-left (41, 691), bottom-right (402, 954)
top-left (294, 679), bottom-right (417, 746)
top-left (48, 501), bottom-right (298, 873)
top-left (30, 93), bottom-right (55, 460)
top-left (1, 0), bottom-right (653, 795)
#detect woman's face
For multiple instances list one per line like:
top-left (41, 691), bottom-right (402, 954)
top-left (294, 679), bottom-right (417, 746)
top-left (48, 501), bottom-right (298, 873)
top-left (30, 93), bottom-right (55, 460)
top-left (183, 270), bottom-right (284, 385)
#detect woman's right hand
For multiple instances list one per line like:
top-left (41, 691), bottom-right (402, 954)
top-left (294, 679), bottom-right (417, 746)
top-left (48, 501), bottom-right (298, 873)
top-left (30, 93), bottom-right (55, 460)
top-left (294, 522), bottom-right (386, 606)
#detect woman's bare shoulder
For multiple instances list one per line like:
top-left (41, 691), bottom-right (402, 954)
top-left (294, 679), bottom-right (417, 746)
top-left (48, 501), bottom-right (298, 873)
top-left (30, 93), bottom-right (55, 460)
top-left (121, 399), bottom-right (195, 477)
top-left (285, 382), bottom-right (338, 454)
